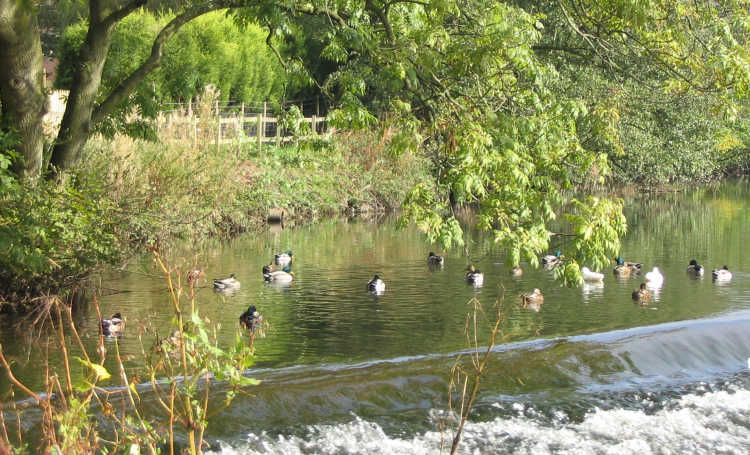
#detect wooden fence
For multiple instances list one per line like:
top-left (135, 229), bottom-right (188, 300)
top-left (159, 101), bottom-right (327, 151)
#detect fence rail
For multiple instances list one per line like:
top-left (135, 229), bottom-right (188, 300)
top-left (158, 100), bottom-right (327, 151)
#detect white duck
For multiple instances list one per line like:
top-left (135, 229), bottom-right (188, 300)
top-left (581, 267), bottom-right (604, 282)
top-left (711, 265), bottom-right (733, 281)
top-left (645, 267), bottom-right (664, 287)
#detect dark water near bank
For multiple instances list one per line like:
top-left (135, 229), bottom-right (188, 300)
top-left (2, 180), bottom-right (750, 453)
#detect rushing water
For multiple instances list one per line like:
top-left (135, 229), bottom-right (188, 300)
top-left (2, 180), bottom-right (750, 453)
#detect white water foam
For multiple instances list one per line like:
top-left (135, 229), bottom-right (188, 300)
top-left (210, 389), bottom-right (750, 454)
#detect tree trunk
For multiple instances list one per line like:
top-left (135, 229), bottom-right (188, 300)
top-left (0, 0), bottom-right (47, 180)
top-left (50, 22), bottom-right (114, 170)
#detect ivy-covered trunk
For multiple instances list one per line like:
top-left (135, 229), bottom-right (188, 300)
top-left (0, 0), bottom-right (47, 180)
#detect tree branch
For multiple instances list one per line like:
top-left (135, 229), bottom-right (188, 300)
top-left (100, 0), bottom-right (148, 29)
top-left (92, 0), bottom-right (247, 124)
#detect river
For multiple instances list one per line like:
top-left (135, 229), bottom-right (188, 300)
top-left (1, 180), bottom-right (749, 453)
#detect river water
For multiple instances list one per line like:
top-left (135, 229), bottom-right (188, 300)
top-left (2, 180), bottom-right (750, 453)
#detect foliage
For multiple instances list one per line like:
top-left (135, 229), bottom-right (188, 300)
top-left (0, 174), bottom-right (122, 300)
top-left (56, 10), bottom-right (285, 139)
top-left (0, 256), bottom-right (258, 454)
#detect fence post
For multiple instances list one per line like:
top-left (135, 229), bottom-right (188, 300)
top-left (239, 102), bottom-right (245, 146)
top-left (312, 115), bottom-right (317, 135)
top-left (257, 113), bottom-right (262, 153)
top-left (193, 116), bottom-right (197, 149)
top-left (216, 100), bottom-right (221, 153)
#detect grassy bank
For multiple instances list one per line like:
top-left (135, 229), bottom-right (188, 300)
top-left (0, 129), bottom-right (431, 308)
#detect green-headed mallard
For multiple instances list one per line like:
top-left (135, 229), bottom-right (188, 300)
top-left (542, 251), bottom-right (563, 268)
top-left (631, 283), bottom-right (651, 303)
top-left (428, 252), bottom-right (445, 265)
top-left (100, 312), bottom-right (124, 336)
top-left (465, 265), bottom-right (484, 286)
top-left (274, 250), bottom-right (293, 266)
top-left (264, 266), bottom-right (294, 283)
top-left (214, 274), bottom-right (240, 290)
top-left (614, 256), bottom-right (642, 274)
top-left (367, 275), bottom-right (386, 292)
top-left (521, 288), bottom-right (544, 306)
top-left (686, 259), bottom-right (704, 276)
top-left (711, 265), bottom-right (732, 281)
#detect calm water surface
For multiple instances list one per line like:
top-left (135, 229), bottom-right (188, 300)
top-left (2, 180), bottom-right (750, 453)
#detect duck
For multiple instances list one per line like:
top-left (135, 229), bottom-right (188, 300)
top-left (213, 273), bottom-right (240, 290)
top-left (427, 252), bottom-right (445, 265)
top-left (542, 251), bottom-right (563, 268)
top-left (261, 263), bottom-right (275, 275)
top-left (613, 257), bottom-right (640, 276)
top-left (581, 267), bottom-right (604, 282)
top-left (521, 288), bottom-right (544, 306)
top-left (274, 250), bottom-right (293, 266)
top-left (509, 266), bottom-right (523, 277)
top-left (645, 267), bottom-right (664, 286)
top-left (367, 275), bottom-right (386, 292)
top-left (100, 313), bottom-right (124, 336)
top-left (264, 266), bottom-right (294, 283)
top-left (186, 269), bottom-right (204, 285)
top-left (711, 265), bottom-right (733, 281)
top-left (631, 283), bottom-right (651, 303)
top-left (465, 265), bottom-right (484, 286)
top-left (686, 259), bottom-right (704, 276)
top-left (239, 305), bottom-right (263, 332)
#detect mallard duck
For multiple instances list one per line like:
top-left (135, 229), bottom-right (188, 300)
top-left (427, 252), bottom-right (445, 265)
top-left (261, 263), bottom-right (275, 275)
top-left (214, 273), bottom-right (240, 290)
top-left (510, 266), bottom-right (523, 277)
top-left (100, 313), bottom-right (124, 336)
top-left (187, 269), bottom-right (204, 285)
top-left (631, 283), bottom-right (651, 303)
top-left (367, 275), bottom-right (386, 292)
top-left (542, 251), bottom-right (563, 268)
top-left (581, 267), bottom-right (604, 282)
top-left (465, 265), bottom-right (484, 286)
top-left (686, 259), bottom-right (704, 276)
top-left (239, 305), bottom-right (263, 332)
top-left (274, 250), bottom-right (293, 266)
top-left (521, 288), bottom-right (544, 306)
top-left (613, 257), bottom-right (641, 276)
top-left (711, 265), bottom-right (732, 281)
top-left (264, 266), bottom-right (294, 283)
top-left (645, 267), bottom-right (664, 286)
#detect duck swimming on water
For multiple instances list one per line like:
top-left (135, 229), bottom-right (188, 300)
top-left (101, 313), bottom-right (124, 336)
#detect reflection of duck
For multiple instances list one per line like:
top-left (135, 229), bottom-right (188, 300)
top-left (542, 251), bottom-right (563, 268)
top-left (367, 275), bottom-right (386, 292)
top-left (711, 265), bottom-right (732, 281)
top-left (509, 266), bottom-right (523, 277)
top-left (613, 257), bottom-right (641, 276)
top-left (274, 250), bottom-right (293, 266)
top-left (264, 266), bottom-right (294, 283)
top-left (101, 313), bottom-right (124, 336)
top-left (631, 283), bottom-right (651, 303)
top-left (214, 274), bottom-right (240, 290)
top-left (239, 305), bottom-right (263, 332)
top-left (581, 267), bottom-right (604, 282)
top-left (521, 288), bottom-right (544, 306)
top-left (427, 252), bottom-right (445, 265)
top-left (465, 265), bottom-right (484, 286)
top-left (686, 259), bottom-right (704, 276)
top-left (645, 267), bottom-right (664, 287)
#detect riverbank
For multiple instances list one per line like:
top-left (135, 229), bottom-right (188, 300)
top-left (0, 129), bottom-right (431, 310)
